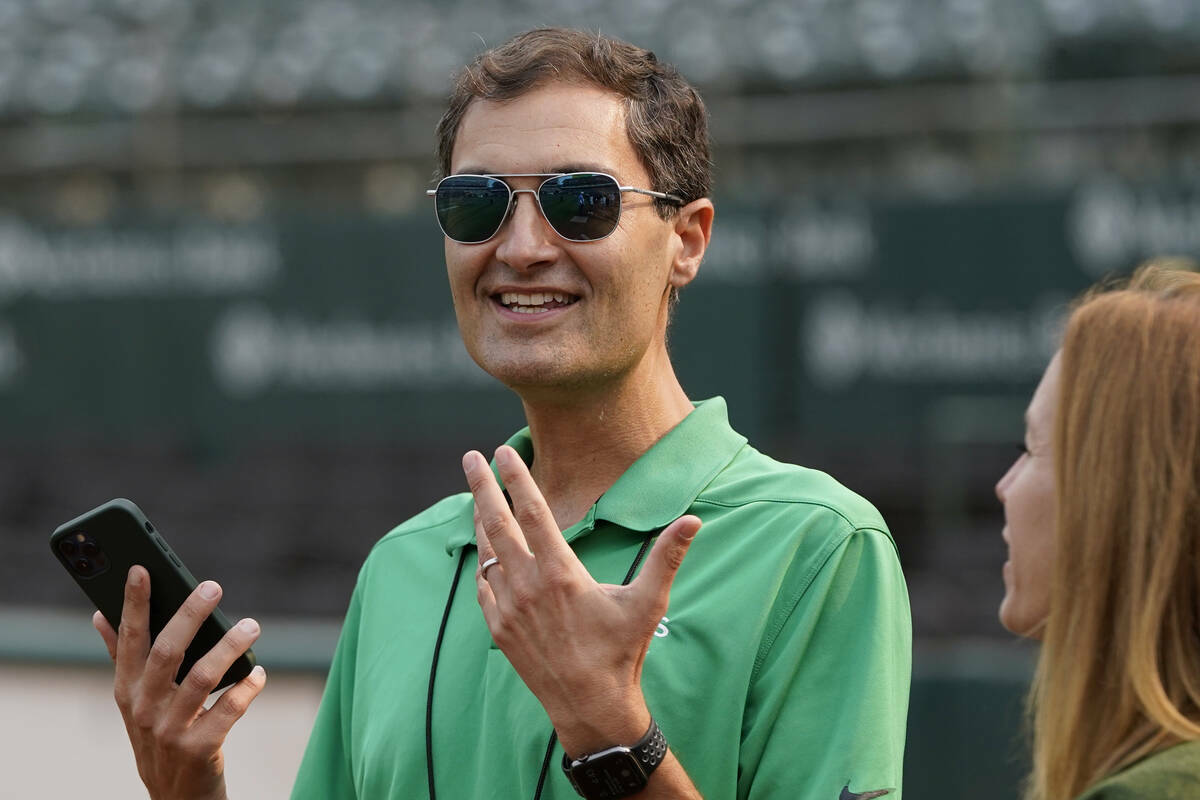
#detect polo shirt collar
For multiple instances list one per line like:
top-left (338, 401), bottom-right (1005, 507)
top-left (444, 397), bottom-right (745, 553)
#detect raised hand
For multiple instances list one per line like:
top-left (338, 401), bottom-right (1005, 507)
top-left (92, 566), bottom-right (266, 800)
top-left (462, 445), bottom-right (701, 757)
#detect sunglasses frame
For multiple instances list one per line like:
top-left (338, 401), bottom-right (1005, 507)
top-left (426, 172), bottom-right (684, 244)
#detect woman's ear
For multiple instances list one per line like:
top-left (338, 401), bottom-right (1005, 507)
top-left (668, 199), bottom-right (714, 289)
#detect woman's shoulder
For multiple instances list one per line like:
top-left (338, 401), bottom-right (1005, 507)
top-left (1076, 740), bottom-right (1200, 799)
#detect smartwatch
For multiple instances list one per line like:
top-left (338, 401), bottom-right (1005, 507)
top-left (561, 717), bottom-right (668, 799)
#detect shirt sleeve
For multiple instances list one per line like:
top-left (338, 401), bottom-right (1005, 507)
top-left (737, 527), bottom-right (912, 800)
top-left (290, 573), bottom-right (366, 800)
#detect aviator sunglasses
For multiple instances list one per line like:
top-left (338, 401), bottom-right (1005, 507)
top-left (427, 172), bottom-right (683, 244)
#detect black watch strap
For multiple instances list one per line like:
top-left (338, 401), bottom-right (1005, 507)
top-left (561, 717), bottom-right (668, 799)
top-left (627, 717), bottom-right (668, 775)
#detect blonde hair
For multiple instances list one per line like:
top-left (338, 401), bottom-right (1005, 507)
top-left (1025, 263), bottom-right (1200, 800)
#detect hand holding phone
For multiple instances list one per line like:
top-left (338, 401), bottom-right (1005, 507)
top-left (51, 498), bottom-right (256, 690)
top-left (53, 499), bottom-right (266, 800)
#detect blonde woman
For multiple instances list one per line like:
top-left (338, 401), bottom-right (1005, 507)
top-left (996, 263), bottom-right (1200, 799)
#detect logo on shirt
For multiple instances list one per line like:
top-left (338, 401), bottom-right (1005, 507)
top-left (654, 616), bottom-right (671, 638)
top-left (840, 784), bottom-right (891, 800)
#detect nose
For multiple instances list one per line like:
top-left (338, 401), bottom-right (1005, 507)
top-left (995, 459), bottom-right (1016, 504)
top-left (494, 190), bottom-right (559, 271)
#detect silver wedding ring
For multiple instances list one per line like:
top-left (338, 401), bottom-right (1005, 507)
top-left (480, 556), bottom-right (500, 580)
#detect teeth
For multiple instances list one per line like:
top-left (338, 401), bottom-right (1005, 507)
top-left (498, 291), bottom-right (577, 308)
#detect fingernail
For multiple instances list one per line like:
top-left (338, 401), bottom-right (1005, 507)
top-left (238, 618), bottom-right (260, 634)
top-left (251, 665), bottom-right (266, 680)
top-left (199, 581), bottom-right (219, 599)
top-left (462, 451), bottom-right (480, 474)
top-left (494, 446), bottom-right (510, 466)
top-left (128, 567), bottom-right (142, 586)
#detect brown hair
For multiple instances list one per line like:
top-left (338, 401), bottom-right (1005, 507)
top-left (1025, 263), bottom-right (1200, 799)
top-left (434, 27), bottom-right (711, 219)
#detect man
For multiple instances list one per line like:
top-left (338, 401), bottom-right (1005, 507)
top-left (94, 27), bottom-right (910, 800)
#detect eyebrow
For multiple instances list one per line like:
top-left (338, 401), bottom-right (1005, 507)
top-left (452, 163), bottom-right (616, 178)
top-left (549, 163), bottom-right (613, 175)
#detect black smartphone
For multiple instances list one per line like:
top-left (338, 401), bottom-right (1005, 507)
top-left (50, 498), bottom-right (256, 693)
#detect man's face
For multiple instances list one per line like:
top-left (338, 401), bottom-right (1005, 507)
top-left (444, 82), bottom-right (683, 393)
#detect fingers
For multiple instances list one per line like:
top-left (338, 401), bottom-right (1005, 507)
top-left (631, 515), bottom-right (701, 614)
top-left (142, 580), bottom-right (223, 695)
top-left (168, 618), bottom-right (262, 725)
top-left (93, 610), bottom-right (118, 661)
top-left (473, 505), bottom-right (504, 573)
top-left (474, 507), bottom-right (497, 565)
top-left (99, 570), bottom-right (263, 796)
top-left (472, 507), bottom-right (503, 620)
top-left (462, 450), bottom-right (530, 567)
top-left (115, 566), bottom-right (152, 679)
top-left (493, 446), bottom-right (572, 561)
top-left (475, 558), bottom-right (499, 620)
top-left (193, 665), bottom-right (267, 744)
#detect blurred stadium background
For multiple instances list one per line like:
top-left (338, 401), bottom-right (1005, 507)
top-left (4, 0), bottom-right (1200, 795)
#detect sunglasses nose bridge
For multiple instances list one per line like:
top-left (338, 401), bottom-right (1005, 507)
top-left (492, 187), bottom-right (561, 254)
top-left (506, 187), bottom-right (554, 233)
top-left (510, 187), bottom-right (539, 209)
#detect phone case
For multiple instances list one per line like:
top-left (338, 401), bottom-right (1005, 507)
top-left (50, 498), bottom-right (256, 692)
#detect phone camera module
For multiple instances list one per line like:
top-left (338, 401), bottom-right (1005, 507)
top-left (62, 532), bottom-right (110, 578)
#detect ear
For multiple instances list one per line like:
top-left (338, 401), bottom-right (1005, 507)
top-left (668, 198), bottom-right (714, 290)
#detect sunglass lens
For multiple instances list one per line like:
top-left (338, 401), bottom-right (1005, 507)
top-left (435, 176), bottom-right (510, 243)
top-left (538, 173), bottom-right (621, 241)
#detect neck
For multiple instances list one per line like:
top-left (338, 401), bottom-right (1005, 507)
top-left (515, 346), bottom-right (693, 530)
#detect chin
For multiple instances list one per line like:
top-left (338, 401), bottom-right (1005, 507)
top-left (999, 601), bottom-right (1045, 640)
top-left (998, 603), bottom-right (1016, 636)
top-left (474, 350), bottom-right (625, 393)
top-left (481, 360), bottom-right (587, 394)
top-left (998, 593), bottom-right (1022, 635)
top-left (479, 353), bottom-right (563, 382)
top-left (468, 348), bottom-right (552, 383)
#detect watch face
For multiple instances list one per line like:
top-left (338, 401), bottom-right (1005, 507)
top-left (570, 750), bottom-right (648, 799)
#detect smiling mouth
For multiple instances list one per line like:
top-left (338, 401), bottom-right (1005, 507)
top-left (495, 291), bottom-right (580, 315)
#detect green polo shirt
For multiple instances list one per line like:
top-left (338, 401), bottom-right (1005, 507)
top-left (292, 397), bottom-right (911, 800)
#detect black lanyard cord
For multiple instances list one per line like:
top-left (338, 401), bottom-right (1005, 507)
top-left (426, 545), bottom-right (470, 800)
top-left (427, 531), bottom-right (658, 800)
